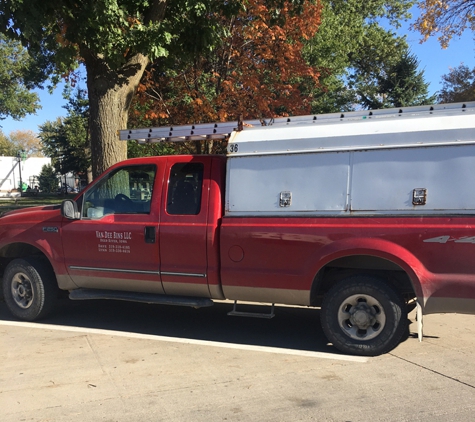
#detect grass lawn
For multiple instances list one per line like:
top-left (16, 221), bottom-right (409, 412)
top-left (0, 194), bottom-right (76, 216)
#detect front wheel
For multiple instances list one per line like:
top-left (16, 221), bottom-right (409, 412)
top-left (3, 258), bottom-right (58, 321)
top-left (321, 276), bottom-right (407, 356)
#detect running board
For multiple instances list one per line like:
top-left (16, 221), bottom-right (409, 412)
top-left (69, 289), bottom-right (214, 308)
top-left (227, 300), bottom-right (275, 319)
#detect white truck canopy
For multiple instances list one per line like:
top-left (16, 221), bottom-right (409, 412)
top-left (120, 102), bottom-right (475, 216)
top-left (226, 103), bottom-right (475, 156)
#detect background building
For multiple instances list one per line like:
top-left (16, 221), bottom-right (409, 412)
top-left (0, 155), bottom-right (51, 197)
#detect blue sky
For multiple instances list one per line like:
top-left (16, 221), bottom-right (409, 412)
top-left (1, 12), bottom-right (474, 136)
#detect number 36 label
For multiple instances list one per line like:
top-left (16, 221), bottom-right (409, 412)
top-left (229, 143), bottom-right (239, 153)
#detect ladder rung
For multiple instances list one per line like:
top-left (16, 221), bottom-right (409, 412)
top-left (119, 101), bottom-right (475, 143)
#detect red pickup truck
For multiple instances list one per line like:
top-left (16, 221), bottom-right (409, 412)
top-left (1, 103), bottom-right (475, 356)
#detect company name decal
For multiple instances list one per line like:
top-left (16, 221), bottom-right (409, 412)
top-left (96, 230), bottom-right (132, 240)
top-left (96, 231), bottom-right (132, 254)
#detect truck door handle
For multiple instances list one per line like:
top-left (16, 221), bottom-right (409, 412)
top-left (144, 226), bottom-right (156, 244)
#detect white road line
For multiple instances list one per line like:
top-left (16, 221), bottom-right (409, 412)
top-left (0, 320), bottom-right (368, 363)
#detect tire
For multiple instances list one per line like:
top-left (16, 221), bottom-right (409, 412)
top-left (3, 258), bottom-right (58, 321)
top-left (321, 275), bottom-right (407, 356)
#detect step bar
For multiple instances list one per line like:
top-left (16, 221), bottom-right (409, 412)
top-left (69, 289), bottom-right (214, 308)
top-left (227, 300), bottom-right (275, 319)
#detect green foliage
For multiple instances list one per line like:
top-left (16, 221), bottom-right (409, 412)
top-left (357, 51), bottom-right (436, 109)
top-left (0, 34), bottom-right (40, 119)
top-left (39, 88), bottom-right (91, 176)
top-left (38, 164), bottom-right (58, 193)
top-left (0, 1), bottom-right (248, 86)
top-left (302, 0), bottom-right (436, 112)
top-left (438, 64), bottom-right (475, 103)
top-left (0, 130), bottom-right (18, 156)
top-left (127, 141), bottom-right (178, 159)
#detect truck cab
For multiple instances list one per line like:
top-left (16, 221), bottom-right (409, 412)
top-left (61, 155), bottom-right (226, 299)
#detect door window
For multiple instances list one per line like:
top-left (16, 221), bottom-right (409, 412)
top-left (83, 165), bottom-right (156, 218)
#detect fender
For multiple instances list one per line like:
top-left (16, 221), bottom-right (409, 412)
top-left (307, 236), bottom-right (475, 315)
top-left (0, 236), bottom-right (67, 277)
top-left (0, 210), bottom-right (76, 290)
top-left (307, 237), bottom-right (426, 300)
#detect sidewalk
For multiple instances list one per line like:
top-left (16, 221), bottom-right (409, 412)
top-left (1, 299), bottom-right (475, 422)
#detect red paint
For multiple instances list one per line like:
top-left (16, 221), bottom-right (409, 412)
top-left (219, 216), bottom-right (475, 306)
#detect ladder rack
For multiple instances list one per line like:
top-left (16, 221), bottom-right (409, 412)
top-left (119, 102), bottom-right (474, 144)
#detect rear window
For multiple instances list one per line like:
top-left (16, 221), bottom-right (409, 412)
top-left (166, 163), bottom-right (204, 215)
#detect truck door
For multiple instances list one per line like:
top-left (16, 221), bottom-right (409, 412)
top-left (61, 163), bottom-right (164, 294)
top-left (159, 158), bottom-right (210, 297)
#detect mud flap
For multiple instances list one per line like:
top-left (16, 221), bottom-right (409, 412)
top-left (417, 301), bottom-right (423, 342)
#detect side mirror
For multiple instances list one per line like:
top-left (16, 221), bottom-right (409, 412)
top-left (61, 200), bottom-right (80, 220)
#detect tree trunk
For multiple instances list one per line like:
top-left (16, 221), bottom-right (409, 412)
top-left (81, 1), bottom-right (168, 179)
top-left (85, 53), bottom-right (149, 179)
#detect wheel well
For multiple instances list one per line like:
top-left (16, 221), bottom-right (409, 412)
top-left (0, 243), bottom-right (51, 279)
top-left (310, 255), bottom-right (416, 307)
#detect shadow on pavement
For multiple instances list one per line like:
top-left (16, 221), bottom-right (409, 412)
top-left (0, 298), bottom-right (339, 355)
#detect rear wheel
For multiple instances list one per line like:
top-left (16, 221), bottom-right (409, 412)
top-left (3, 258), bottom-right (58, 321)
top-left (321, 275), bottom-right (407, 356)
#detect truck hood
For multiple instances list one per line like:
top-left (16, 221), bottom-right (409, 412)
top-left (1, 204), bottom-right (61, 220)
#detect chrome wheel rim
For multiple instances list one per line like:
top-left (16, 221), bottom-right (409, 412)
top-left (337, 294), bottom-right (386, 341)
top-left (11, 272), bottom-right (34, 309)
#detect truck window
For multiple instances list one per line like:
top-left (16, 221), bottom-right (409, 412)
top-left (166, 163), bottom-right (204, 215)
top-left (83, 165), bottom-right (156, 218)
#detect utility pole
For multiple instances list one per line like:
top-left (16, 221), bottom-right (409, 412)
top-left (16, 150), bottom-right (23, 197)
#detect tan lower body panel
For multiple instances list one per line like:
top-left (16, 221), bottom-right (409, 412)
top-left (222, 285), bottom-right (310, 306)
top-left (56, 274), bottom-right (79, 290)
top-left (71, 275), bottom-right (165, 295)
top-left (162, 281), bottom-right (210, 297)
